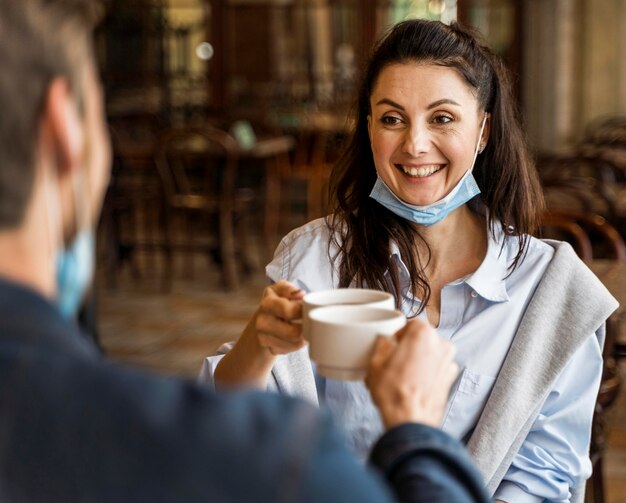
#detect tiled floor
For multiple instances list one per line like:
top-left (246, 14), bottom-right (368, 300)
top-left (96, 255), bottom-right (268, 378)
top-left (96, 250), bottom-right (626, 502)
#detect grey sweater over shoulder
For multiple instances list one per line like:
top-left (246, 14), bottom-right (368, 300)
top-left (265, 240), bottom-right (618, 502)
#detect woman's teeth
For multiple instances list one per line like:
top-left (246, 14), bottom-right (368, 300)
top-left (400, 165), bottom-right (442, 177)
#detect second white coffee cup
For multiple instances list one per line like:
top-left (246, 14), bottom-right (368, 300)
top-left (307, 305), bottom-right (406, 381)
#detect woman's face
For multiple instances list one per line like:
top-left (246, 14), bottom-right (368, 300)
top-left (368, 62), bottom-right (489, 206)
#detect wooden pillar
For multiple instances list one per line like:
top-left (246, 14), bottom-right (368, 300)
top-left (360, 0), bottom-right (377, 61)
top-left (208, 0), bottom-right (226, 112)
top-left (457, 0), bottom-right (470, 25)
top-left (309, 0), bottom-right (334, 101)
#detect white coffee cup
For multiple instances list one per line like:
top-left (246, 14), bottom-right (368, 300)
top-left (307, 305), bottom-right (406, 381)
top-left (302, 288), bottom-right (395, 340)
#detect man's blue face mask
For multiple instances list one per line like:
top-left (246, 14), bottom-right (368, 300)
top-left (56, 229), bottom-right (95, 319)
top-left (48, 167), bottom-right (95, 320)
top-left (369, 113), bottom-right (487, 227)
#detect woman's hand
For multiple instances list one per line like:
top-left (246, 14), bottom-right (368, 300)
top-left (255, 281), bottom-right (307, 355)
top-left (365, 319), bottom-right (458, 430)
top-left (214, 280), bottom-right (306, 389)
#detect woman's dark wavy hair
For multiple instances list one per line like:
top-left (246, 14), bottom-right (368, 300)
top-left (327, 19), bottom-right (544, 310)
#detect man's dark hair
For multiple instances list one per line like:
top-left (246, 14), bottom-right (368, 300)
top-left (0, 0), bottom-right (102, 228)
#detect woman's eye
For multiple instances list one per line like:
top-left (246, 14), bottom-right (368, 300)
top-left (432, 114), bottom-right (453, 124)
top-left (381, 115), bottom-right (402, 126)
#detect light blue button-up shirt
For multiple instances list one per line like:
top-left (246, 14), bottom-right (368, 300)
top-left (263, 217), bottom-right (602, 503)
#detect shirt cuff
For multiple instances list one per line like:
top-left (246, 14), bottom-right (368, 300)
top-left (494, 481), bottom-right (543, 503)
top-left (196, 355), bottom-right (225, 389)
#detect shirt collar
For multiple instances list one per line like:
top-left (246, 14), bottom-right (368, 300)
top-left (464, 223), bottom-right (510, 303)
top-left (388, 220), bottom-right (511, 303)
top-left (388, 240), bottom-right (411, 290)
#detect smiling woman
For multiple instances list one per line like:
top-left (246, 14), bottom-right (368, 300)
top-left (367, 63), bottom-right (489, 207)
top-left (202, 19), bottom-right (617, 503)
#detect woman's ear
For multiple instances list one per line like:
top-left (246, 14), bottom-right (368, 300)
top-left (481, 112), bottom-right (491, 149)
top-left (41, 77), bottom-right (84, 175)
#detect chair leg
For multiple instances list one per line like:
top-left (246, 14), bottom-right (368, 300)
top-left (219, 209), bottom-right (239, 290)
top-left (592, 457), bottom-right (605, 503)
top-left (236, 210), bottom-right (254, 275)
top-left (263, 156), bottom-right (281, 261)
top-left (161, 208), bottom-right (174, 292)
top-left (182, 211), bottom-right (194, 280)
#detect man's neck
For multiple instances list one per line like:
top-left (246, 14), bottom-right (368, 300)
top-left (0, 204), bottom-right (56, 301)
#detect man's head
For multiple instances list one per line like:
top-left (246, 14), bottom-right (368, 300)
top-left (0, 0), bottom-right (110, 312)
top-left (0, 0), bottom-right (109, 233)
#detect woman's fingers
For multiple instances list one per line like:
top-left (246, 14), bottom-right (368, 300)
top-left (254, 280), bottom-right (306, 355)
top-left (260, 281), bottom-right (303, 321)
top-left (257, 332), bottom-right (307, 355)
top-left (256, 311), bottom-right (302, 340)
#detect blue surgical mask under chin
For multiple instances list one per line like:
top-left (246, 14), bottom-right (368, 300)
top-left (56, 229), bottom-right (95, 320)
top-left (369, 170), bottom-right (481, 226)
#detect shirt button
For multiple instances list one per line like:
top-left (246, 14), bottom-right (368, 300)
top-left (470, 291), bottom-right (478, 298)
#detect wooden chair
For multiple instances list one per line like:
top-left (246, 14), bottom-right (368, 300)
top-left (101, 112), bottom-right (167, 286)
top-left (541, 209), bottom-right (626, 261)
top-left (539, 211), bottom-right (594, 261)
top-left (155, 126), bottom-right (254, 290)
top-left (276, 128), bottom-right (335, 226)
top-left (539, 210), bottom-right (625, 503)
top-left (580, 116), bottom-right (626, 239)
top-left (582, 115), bottom-right (626, 150)
top-left (538, 154), bottom-right (617, 221)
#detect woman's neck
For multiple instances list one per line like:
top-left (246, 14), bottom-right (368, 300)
top-left (415, 205), bottom-right (488, 282)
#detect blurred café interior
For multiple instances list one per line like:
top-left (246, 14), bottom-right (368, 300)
top-left (92, 1), bottom-right (626, 501)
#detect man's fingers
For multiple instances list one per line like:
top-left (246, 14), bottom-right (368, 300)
top-left (394, 318), bottom-right (434, 344)
top-left (440, 357), bottom-right (460, 390)
top-left (368, 336), bottom-right (395, 371)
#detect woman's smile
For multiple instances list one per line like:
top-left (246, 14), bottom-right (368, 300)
top-left (396, 163), bottom-right (446, 179)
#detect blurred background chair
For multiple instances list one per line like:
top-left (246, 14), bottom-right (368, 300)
top-left (538, 209), bottom-right (625, 503)
top-left (540, 209), bottom-right (626, 262)
top-left (100, 111), bottom-right (167, 287)
top-left (155, 126), bottom-right (255, 290)
top-left (274, 112), bottom-right (349, 231)
top-left (277, 128), bottom-right (333, 224)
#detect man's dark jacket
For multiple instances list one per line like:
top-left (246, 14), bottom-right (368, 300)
top-left (0, 278), bottom-right (488, 502)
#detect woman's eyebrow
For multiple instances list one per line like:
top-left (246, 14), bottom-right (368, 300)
top-left (427, 98), bottom-right (461, 109)
top-left (374, 98), bottom-right (462, 110)
top-left (375, 98), bottom-right (405, 110)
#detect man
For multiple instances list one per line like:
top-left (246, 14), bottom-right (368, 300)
top-left (0, 1), bottom-right (488, 501)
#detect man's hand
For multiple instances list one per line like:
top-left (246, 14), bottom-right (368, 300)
top-left (365, 318), bottom-right (458, 429)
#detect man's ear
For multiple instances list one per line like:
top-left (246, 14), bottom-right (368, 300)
top-left (41, 77), bottom-right (84, 175)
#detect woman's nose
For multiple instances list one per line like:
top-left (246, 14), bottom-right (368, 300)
top-left (402, 125), bottom-right (431, 156)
